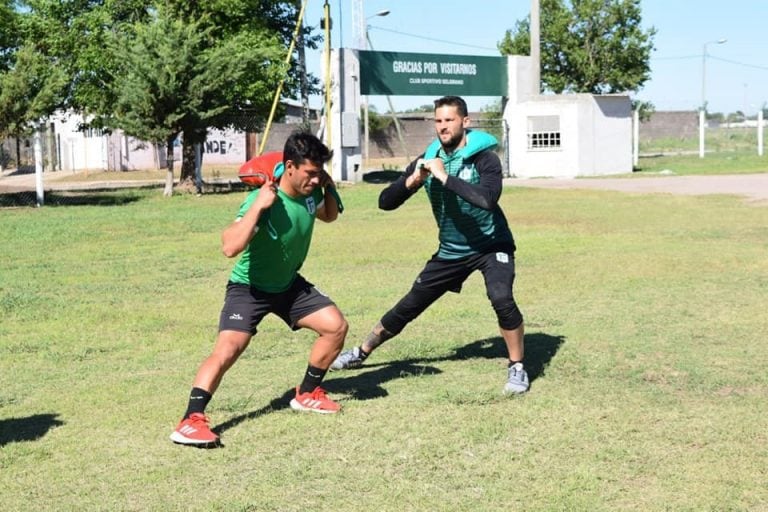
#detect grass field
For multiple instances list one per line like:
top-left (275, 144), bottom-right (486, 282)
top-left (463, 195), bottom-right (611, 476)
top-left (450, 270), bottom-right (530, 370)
top-left (635, 152), bottom-right (768, 176)
top-left (640, 125), bottom-right (765, 155)
top-left (1, 182), bottom-right (767, 511)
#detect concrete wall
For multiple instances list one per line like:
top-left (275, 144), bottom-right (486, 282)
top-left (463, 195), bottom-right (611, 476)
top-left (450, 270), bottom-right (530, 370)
top-left (641, 110), bottom-right (698, 140)
top-left (505, 93), bottom-right (633, 178)
top-left (54, 113), bottom-right (109, 172)
top-left (586, 95), bottom-right (633, 176)
top-left (507, 96), bottom-right (581, 178)
top-left (51, 112), bottom-right (250, 172)
top-left (36, 96), bottom-right (639, 177)
top-left (368, 117), bottom-right (439, 159)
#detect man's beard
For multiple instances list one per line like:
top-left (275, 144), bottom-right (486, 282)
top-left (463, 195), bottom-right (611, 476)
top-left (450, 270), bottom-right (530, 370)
top-left (440, 130), bottom-right (464, 153)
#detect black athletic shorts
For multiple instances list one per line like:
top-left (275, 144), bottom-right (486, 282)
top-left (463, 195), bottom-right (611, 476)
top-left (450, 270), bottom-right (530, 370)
top-left (218, 275), bottom-right (335, 335)
top-left (416, 244), bottom-right (516, 295)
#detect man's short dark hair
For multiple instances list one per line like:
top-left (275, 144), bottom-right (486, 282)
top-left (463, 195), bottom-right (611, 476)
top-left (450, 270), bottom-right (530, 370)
top-left (434, 96), bottom-right (468, 117)
top-left (283, 131), bottom-right (333, 166)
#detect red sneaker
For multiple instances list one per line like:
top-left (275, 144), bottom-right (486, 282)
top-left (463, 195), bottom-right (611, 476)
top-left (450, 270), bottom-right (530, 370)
top-left (289, 386), bottom-right (341, 414)
top-left (170, 413), bottom-right (220, 446)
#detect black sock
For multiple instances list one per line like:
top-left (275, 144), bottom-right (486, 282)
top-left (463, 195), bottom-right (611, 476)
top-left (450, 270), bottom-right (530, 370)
top-left (508, 360), bottom-right (523, 368)
top-left (184, 387), bottom-right (212, 418)
top-left (358, 346), bottom-right (370, 360)
top-left (299, 365), bottom-right (328, 394)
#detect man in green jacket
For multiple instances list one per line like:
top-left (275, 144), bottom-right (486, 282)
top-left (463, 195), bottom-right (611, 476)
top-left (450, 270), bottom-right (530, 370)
top-left (331, 95), bottom-right (529, 395)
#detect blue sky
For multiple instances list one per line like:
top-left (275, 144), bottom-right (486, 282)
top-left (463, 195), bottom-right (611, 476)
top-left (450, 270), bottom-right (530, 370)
top-left (302, 0), bottom-right (768, 115)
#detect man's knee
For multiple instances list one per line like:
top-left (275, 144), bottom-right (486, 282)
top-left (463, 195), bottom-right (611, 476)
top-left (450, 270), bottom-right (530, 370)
top-left (212, 330), bottom-right (251, 367)
top-left (332, 317), bottom-right (349, 344)
top-left (381, 285), bottom-right (437, 334)
top-left (491, 299), bottom-right (523, 331)
top-left (321, 310), bottom-right (349, 346)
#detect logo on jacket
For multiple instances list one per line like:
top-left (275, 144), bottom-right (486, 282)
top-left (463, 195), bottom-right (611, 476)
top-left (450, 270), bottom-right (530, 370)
top-left (459, 165), bottom-right (474, 181)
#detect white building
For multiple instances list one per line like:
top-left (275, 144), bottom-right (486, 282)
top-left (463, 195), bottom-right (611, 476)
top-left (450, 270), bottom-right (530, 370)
top-left (503, 57), bottom-right (633, 178)
top-left (51, 112), bottom-right (248, 173)
top-left (506, 93), bottom-right (633, 178)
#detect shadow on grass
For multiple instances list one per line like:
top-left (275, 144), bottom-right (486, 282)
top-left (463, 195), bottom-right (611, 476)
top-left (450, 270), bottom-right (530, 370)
top-left (214, 332), bottom-right (564, 437)
top-left (325, 331), bottom-right (564, 394)
top-left (0, 183), bottom-right (251, 208)
top-left (1, 166), bottom-right (35, 177)
top-left (362, 170), bottom-right (403, 184)
top-left (214, 362), bottom-right (443, 437)
top-left (0, 190), bottom-right (145, 207)
top-left (0, 413), bottom-right (64, 446)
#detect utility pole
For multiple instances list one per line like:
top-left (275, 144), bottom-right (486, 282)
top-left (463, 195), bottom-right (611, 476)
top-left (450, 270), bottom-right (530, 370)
top-left (530, 0), bottom-right (540, 95)
top-left (296, 0), bottom-right (310, 125)
top-left (699, 38), bottom-right (727, 158)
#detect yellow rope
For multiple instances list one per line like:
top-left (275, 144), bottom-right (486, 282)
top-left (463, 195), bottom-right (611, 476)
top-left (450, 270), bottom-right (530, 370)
top-left (257, 0), bottom-right (309, 156)
top-left (323, 0), bottom-right (333, 154)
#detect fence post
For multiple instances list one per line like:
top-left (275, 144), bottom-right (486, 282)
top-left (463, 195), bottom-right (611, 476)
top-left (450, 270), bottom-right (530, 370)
top-left (633, 109), bottom-right (639, 167)
top-left (759, 110), bottom-right (764, 157)
top-left (194, 142), bottom-right (202, 193)
top-left (34, 128), bottom-right (44, 207)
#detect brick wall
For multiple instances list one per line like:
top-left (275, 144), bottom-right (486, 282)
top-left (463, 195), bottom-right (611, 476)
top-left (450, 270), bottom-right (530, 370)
top-left (640, 111), bottom-right (698, 141)
top-left (246, 110), bottom-right (702, 162)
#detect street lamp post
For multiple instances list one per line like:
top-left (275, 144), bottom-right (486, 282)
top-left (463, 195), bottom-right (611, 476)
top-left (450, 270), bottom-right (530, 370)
top-left (362, 9), bottom-right (390, 167)
top-left (530, 0), bottom-right (540, 95)
top-left (699, 38), bottom-right (727, 158)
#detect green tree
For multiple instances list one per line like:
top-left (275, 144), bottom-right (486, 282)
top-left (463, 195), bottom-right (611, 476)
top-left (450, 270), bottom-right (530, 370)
top-left (364, 105), bottom-right (393, 135)
top-left (631, 99), bottom-right (655, 122)
top-left (706, 112), bottom-right (725, 124)
top-left (478, 99), bottom-right (503, 141)
top-left (402, 104), bottom-right (433, 114)
top-left (498, 0), bottom-right (656, 94)
top-left (0, 0), bottom-right (66, 137)
top-left (154, 1), bottom-right (320, 187)
top-left (11, 1), bottom-right (317, 193)
top-left (108, 6), bottom-right (283, 195)
top-left (12, 0), bottom-right (151, 118)
top-left (0, 45), bottom-right (67, 138)
top-left (0, 0), bottom-right (20, 73)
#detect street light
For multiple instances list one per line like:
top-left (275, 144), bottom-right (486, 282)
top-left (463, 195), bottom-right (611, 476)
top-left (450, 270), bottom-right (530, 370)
top-left (699, 38), bottom-right (727, 158)
top-left (362, 9), bottom-right (390, 166)
top-left (701, 38), bottom-right (727, 111)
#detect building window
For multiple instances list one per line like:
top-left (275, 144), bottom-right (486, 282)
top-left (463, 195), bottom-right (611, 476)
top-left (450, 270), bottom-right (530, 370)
top-left (77, 125), bottom-right (105, 138)
top-left (527, 115), bottom-right (561, 151)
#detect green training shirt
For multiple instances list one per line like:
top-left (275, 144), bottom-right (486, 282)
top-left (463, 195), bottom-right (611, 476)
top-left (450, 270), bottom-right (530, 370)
top-left (424, 148), bottom-right (513, 259)
top-left (228, 187), bottom-right (324, 293)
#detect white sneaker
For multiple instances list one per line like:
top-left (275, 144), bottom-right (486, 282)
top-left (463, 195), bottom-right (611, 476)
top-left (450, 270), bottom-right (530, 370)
top-left (503, 363), bottom-right (530, 394)
top-left (329, 347), bottom-right (365, 371)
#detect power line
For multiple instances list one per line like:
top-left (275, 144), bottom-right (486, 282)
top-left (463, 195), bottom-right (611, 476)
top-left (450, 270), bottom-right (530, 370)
top-left (650, 54), bottom-right (700, 61)
top-left (646, 53), bottom-right (768, 73)
top-left (708, 55), bottom-right (768, 71)
top-left (367, 24), bottom-right (768, 74)
top-left (367, 25), bottom-right (499, 53)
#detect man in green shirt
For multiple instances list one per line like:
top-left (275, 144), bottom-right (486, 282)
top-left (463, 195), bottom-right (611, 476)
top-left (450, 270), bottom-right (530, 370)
top-left (331, 96), bottom-right (529, 395)
top-left (171, 132), bottom-right (347, 447)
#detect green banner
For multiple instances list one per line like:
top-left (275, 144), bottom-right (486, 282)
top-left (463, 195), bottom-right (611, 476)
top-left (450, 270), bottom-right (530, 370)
top-left (359, 50), bottom-right (507, 96)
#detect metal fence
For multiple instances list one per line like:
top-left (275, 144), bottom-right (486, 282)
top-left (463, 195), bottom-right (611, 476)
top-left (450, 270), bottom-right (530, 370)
top-left (639, 124), bottom-right (766, 156)
top-left (0, 115), bottom-right (510, 208)
top-left (7, 112), bottom-right (765, 208)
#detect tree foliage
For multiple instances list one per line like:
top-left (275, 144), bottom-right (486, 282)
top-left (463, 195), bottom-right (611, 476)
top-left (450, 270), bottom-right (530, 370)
top-left (0, 45), bottom-right (67, 137)
top-left (0, 0), bottom-right (20, 73)
top-left (498, 0), bottom-right (656, 95)
top-left (107, 1), bottom-right (316, 189)
top-left (365, 105), bottom-right (393, 135)
top-left (108, 6), bottom-right (285, 193)
top-left (1, 0), bottom-right (318, 192)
